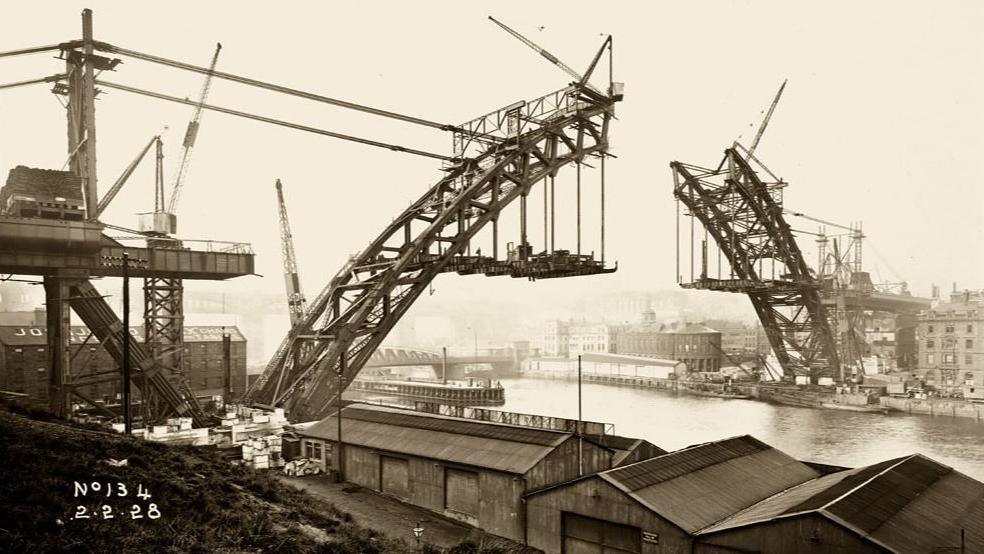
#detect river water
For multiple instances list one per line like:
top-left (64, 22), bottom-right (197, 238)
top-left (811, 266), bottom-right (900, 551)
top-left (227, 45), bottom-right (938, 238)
top-left (495, 377), bottom-right (984, 481)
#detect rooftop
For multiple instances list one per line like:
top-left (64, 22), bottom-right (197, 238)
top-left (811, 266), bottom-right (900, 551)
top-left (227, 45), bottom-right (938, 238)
top-left (600, 435), bottom-right (820, 533)
top-left (700, 454), bottom-right (984, 552)
top-left (299, 403), bottom-right (575, 475)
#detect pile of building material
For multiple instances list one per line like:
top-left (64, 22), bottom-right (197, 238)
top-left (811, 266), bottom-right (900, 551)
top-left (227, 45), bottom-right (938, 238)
top-left (120, 417), bottom-right (210, 446)
top-left (283, 458), bottom-right (322, 476)
top-left (214, 405), bottom-right (288, 470)
top-left (241, 434), bottom-right (285, 470)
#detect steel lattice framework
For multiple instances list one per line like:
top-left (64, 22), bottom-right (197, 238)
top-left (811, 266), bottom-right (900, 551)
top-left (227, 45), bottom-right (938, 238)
top-left (672, 147), bottom-right (839, 380)
top-left (248, 82), bottom-right (620, 421)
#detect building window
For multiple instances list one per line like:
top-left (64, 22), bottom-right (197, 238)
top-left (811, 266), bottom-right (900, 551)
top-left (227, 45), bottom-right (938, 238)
top-left (944, 353), bottom-right (955, 365)
top-left (928, 325), bottom-right (935, 333)
top-left (965, 354), bottom-right (973, 366)
top-left (304, 440), bottom-right (323, 460)
top-left (967, 340), bottom-right (974, 349)
top-left (927, 340), bottom-right (935, 349)
top-left (946, 326), bottom-right (955, 333)
top-left (968, 324), bottom-right (974, 333)
top-left (928, 354), bottom-right (935, 365)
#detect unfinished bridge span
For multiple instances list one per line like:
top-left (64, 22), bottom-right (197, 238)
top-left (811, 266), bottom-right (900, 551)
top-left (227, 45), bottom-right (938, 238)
top-left (247, 36), bottom-right (623, 422)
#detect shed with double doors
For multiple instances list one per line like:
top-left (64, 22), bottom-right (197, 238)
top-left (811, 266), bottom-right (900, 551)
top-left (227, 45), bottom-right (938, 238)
top-left (296, 403), bottom-right (625, 543)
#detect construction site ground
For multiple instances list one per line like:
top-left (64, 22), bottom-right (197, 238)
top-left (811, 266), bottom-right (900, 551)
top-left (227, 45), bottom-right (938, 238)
top-left (280, 475), bottom-right (527, 551)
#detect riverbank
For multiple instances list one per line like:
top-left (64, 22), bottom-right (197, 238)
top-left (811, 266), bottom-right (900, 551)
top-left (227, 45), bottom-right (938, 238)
top-left (520, 368), bottom-right (984, 422)
top-left (496, 377), bottom-right (984, 481)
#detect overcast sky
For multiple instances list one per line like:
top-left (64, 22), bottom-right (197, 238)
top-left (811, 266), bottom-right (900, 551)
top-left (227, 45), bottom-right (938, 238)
top-left (1, 2), bottom-right (981, 313)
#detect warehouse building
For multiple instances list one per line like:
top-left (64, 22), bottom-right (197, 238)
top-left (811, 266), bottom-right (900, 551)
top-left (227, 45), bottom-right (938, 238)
top-left (696, 453), bottom-right (984, 553)
top-left (295, 403), bottom-right (661, 543)
top-left (0, 322), bottom-right (248, 403)
top-left (524, 435), bottom-right (822, 553)
top-left (522, 435), bottom-right (984, 554)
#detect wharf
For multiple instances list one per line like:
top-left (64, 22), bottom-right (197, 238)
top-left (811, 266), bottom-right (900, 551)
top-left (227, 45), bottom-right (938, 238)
top-left (350, 378), bottom-right (505, 405)
top-left (880, 396), bottom-right (984, 421)
top-left (520, 367), bottom-right (681, 391)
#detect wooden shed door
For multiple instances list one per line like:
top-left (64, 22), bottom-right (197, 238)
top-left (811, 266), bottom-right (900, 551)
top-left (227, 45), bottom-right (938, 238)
top-left (444, 468), bottom-right (479, 517)
top-left (380, 456), bottom-right (409, 499)
top-left (562, 512), bottom-right (641, 554)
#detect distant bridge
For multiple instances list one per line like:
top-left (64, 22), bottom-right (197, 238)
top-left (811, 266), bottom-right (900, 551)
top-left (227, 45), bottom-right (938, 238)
top-left (364, 346), bottom-right (524, 378)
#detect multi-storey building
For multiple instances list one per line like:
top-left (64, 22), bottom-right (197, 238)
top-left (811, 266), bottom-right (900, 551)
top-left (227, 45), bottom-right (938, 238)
top-left (567, 323), bottom-right (621, 357)
top-left (617, 313), bottom-right (723, 372)
top-left (916, 289), bottom-right (984, 389)
top-left (541, 319), bottom-right (570, 358)
top-left (0, 321), bottom-right (248, 406)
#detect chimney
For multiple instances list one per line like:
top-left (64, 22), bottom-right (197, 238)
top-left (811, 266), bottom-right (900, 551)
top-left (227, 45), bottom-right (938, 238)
top-left (33, 307), bottom-right (45, 326)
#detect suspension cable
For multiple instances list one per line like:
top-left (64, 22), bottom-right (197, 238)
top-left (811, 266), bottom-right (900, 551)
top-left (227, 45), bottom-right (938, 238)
top-left (93, 41), bottom-right (459, 132)
top-left (96, 80), bottom-right (455, 162)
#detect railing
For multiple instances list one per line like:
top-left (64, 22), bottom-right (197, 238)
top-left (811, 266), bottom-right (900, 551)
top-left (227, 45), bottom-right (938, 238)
top-left (451, 85), bottom-right (585, 158)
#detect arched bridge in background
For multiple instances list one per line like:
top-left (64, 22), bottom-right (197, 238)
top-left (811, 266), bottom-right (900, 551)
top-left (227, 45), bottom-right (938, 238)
top-left (364, 346), bottom-right (526, 379)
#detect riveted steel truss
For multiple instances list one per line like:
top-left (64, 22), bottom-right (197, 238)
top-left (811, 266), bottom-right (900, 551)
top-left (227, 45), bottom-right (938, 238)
top-left (672, 147), bottom-right (839, 381)
top-left (248, 82), bottom-right (620, 421)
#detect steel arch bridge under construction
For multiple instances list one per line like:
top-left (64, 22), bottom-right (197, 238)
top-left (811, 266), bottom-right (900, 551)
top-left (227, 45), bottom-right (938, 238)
top-left (247, 39), bottom-right (623, 422)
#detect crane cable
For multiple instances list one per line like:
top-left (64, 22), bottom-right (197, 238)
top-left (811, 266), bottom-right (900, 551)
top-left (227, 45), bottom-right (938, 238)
top-left (93, 41), bottom-right (460, 132)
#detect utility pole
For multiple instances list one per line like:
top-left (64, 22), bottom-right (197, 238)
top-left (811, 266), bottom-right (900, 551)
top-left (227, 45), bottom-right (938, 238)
top-left (442, 346), bottom-right (447, 385)
top-left (222, 327), bottom-right (232, 401)
top-left (577, 354), bottom-right (583, 476)
top-left (121, 252), bottom-right (132, 434)
top-left (336, 352), bottom-right (346, 482)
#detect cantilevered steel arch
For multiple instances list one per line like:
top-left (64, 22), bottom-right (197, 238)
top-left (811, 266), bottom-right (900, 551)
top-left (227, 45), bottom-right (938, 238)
top-left (248, 80), bottom-right (622, 421)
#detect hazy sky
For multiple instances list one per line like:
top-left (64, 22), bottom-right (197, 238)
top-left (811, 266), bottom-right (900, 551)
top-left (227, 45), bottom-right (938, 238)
top-left (1, 2), bottom-right (982, 315)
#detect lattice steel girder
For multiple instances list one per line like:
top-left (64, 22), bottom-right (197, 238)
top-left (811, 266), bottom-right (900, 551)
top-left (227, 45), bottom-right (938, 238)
top-left (672, 148), bottom-right (839, 380)
top-left (248, 85), bottom-right (618, 421)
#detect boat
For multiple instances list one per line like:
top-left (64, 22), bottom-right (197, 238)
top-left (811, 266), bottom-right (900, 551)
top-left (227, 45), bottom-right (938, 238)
top-left (820, 401), bottom-right (888, 414)
top-left (682, 383), bottom-right (751, 400)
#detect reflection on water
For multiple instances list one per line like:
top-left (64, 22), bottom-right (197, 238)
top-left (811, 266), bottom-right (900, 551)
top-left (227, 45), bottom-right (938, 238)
top-left (496, 377), bottom-right (984, 480)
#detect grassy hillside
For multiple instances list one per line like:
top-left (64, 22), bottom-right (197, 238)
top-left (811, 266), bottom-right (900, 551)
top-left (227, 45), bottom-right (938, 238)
top-left (0, 402), bottom-right (415, 553)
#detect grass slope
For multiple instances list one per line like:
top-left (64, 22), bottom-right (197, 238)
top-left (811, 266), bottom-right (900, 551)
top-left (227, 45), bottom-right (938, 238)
top-left (0, 403), bottom-right (412, 553)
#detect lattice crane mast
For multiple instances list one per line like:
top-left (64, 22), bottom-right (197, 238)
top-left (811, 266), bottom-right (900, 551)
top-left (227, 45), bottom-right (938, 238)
top-left (165, 42), bottom-right (221, 219)
top-left (275, 179), bottom-right (307, 327)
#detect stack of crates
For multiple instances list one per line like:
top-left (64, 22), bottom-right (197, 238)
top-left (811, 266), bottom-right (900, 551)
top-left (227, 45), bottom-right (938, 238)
top-left (240, 435), bottom-right (285, 470)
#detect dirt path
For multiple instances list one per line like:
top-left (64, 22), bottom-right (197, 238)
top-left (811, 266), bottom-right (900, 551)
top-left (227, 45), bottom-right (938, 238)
top-left (280, 475), bottom-right (477, 548)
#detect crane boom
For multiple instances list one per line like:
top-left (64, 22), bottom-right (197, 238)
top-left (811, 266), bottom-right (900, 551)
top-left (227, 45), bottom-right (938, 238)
top-left (93, 134), bottom-right (159, 218)
top-left (746, 79), bottom-right (786, 158)
top-left (166, 42), bottom-right (222, 214)
top-left (488, 16), bottom-right (603, 94)
top-left (275, 179), bottom-right (307, 327)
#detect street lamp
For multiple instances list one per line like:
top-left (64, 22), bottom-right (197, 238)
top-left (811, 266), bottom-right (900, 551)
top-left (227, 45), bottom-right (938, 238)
top-left (413, 521), bottom-right (424, 546)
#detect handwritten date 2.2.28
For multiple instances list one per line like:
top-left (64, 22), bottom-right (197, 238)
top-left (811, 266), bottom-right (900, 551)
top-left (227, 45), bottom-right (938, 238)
top-left (70, 481), bottom-right (162, 521)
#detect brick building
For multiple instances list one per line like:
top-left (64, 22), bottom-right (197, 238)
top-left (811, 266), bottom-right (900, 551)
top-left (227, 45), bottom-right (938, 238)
top-left (617, 314), bottom-right (723, 372)
top-left (0, 322), bottom-right (248, 405)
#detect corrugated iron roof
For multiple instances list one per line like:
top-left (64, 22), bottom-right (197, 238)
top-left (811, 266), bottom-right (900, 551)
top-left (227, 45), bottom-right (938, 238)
top-left (343, 405), bottom-right (567, 447)
top-left (601, 435), bottom-right (819, 533)
top-left (606, 435), bottom-right (771, 491)
top-left (299, 404), bottom-right (570, 474)
top-left (699, 453), bottom-right (984, 553)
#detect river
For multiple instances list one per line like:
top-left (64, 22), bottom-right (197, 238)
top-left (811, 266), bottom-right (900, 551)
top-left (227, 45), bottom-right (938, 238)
top-left (495, 377), bottom-right (984, 480)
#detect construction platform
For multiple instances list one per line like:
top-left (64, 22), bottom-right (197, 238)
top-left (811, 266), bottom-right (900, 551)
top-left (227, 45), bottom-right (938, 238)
top-left (0, 216), bottom-right (254, 279)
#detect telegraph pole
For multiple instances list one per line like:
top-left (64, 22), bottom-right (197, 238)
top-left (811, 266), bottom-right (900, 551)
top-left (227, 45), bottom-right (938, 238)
top-left (121, 251), bottom-right (132, 433)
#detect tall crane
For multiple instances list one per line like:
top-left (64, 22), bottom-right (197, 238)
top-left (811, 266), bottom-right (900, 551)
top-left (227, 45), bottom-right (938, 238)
top-left (275, 179), bottom-right (307, 327)
top-left (166, 42), bottom-right (222, 218)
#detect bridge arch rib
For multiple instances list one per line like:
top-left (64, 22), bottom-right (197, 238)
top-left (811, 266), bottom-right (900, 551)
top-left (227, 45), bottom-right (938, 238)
top-left (248, 83), bottom-right (621, 421)
top-left (672, 147), bottom-right (839, 381)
